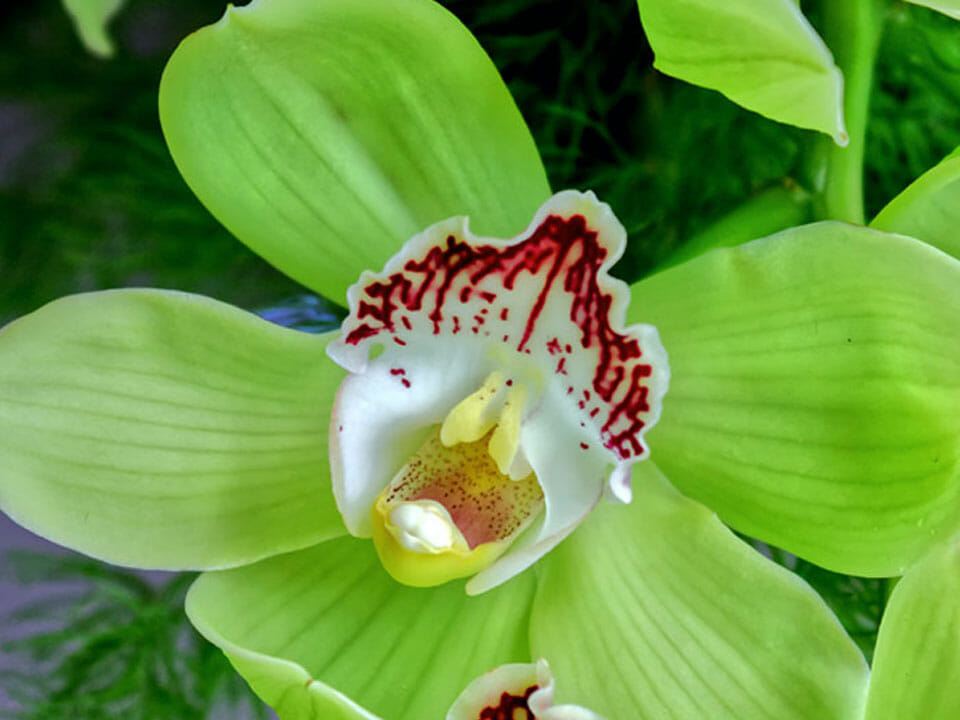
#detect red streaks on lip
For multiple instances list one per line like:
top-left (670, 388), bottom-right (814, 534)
top-left (343, 214), bottom-right (656, 460)
top-left (479, 685), bottom-right (537, 720)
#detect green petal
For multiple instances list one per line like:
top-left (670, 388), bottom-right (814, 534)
top-left (864, 540), bottom-right (960, 719)
top-left (871, 148), bottom-right (960, 258)
top-left (159, 0), bottom-right (550, 302)
top-left (630, 222), bottom-right (960, 577)
top-left (186, 537), bottom-right (536, 720)
top-left (635, 0), bottom-right (847, 143)
top-left (62, 0), bottom-right (124, 58)
top-left (0, 290), bottom-right (344, 570)
top-left (529, 463), bottom-right (868, 720)
top-left (902, 0), bottom-right (960, 20)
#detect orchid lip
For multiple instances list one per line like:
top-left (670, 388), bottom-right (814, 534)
top-left (327, 190), bottom-right (669, 591)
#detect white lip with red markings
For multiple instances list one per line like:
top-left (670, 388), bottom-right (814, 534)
top-left (446, 659), bottom-right (605, 720)
top-left (327, 190), bottom-right (669, 592)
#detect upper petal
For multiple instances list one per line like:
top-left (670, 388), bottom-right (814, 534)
top-left (159, 0), bottom-right (550, 302)
top-left (0, 289), bottom-right (345, 570)
top-left (631, 221), bottom-right (960, 577)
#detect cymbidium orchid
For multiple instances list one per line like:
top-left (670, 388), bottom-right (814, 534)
top-left (2, 0), bottom-right (960, 719)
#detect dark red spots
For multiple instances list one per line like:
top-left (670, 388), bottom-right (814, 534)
top-left (389, 368), bottom-right (406, 376)
top-left (401, 378), bottom-right (411, 388)
top-left (580, 442), bottom-right (589, 450)
top-left (505, 379), bottom-right (513, 387)
top-left (556, 357), bottom-right (568, 375)
top-left (343, 212), bottom-right (658, 461)
top-left (393, 337), bottom-right (407, 346)
top-left (479, 685), bottom-right (537, 720)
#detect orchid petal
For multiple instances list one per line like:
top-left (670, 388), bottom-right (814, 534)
top-left (530, 463), bottom-right (869, 720)
top-left (902, 0), bottom-right (960, 20)
top-left (326, 192), bottom-right (668, 591)
top-left (62, 0), bottom-right (124, 58)
top-left (630, 222), bottom-right (960, 577)
top-left (159, 0), bottom-right (550, 302)
top-left (447, 659), bottom-right (604, 720)
top-left (864, 540), bottom-right (960, 719)
top-left (635, 0), bottom-right (847, 144)
top-left (186, 536), bottom-right (536, 720)
top-left (871, 147), bottom-right (960, 258)
top-left (0, 290), bottom-right (344, 570)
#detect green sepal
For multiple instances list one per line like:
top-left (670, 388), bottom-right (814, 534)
top-left (902, 0), bottom-right (960, 20)
top-left (871, 147), bottom-right (960, 258)
top-left (631, 222), bottom-right (960, 577)
top-left (530, 463), bottom-right (869, 719)
top-left (159, 0), bottom-right (550, 303)
top-left (186, 536), bottom-right (536, 720)
top-left (0, 289), bottom-right (345, 570)
top-left (864, 540), bottom-right (960, 719)
top-left (635, 0), bottom-right (847, 143)
top-left (62, 0), bottom-right (124, 57)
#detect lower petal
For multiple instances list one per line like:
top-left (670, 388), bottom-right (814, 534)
top-left (529, 462), bottom-right (869, 720)
top-left (186, 536), bottom-right (537, 720)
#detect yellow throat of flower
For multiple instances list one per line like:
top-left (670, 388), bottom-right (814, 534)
top-left (371, 373), bottom-right (544, 587)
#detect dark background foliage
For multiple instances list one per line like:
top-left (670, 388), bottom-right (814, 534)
top-left (0, 0), bottom-right (958, 717)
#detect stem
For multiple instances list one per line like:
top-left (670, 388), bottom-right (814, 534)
top-left (814, 0), bottom-right (886, 224)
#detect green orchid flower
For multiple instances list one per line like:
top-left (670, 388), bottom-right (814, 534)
top-left (2, 0), bottom-right (960, 718)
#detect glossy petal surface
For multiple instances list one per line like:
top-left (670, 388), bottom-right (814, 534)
top-left (159, 0), bottom-right (550, 302)
top-left (871, 148), bottom-right (960, 258)
top-left (187, 536), bottom-right (536, 720)
top-left (635, 0), bottom-right (847, 143)
top-left (864, 540), bottom-right (960, 719)
top-left (530, 463), bottom-right (869, 720)
top-left (0, 290), bottom-right (344, 570)
top-left (630, 222), bottom-right (960, 577)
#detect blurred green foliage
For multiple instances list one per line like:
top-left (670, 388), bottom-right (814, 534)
top-left (1, 0), bottom-right (959, 717)
top-left (0, 551), bottom-right (268, 720)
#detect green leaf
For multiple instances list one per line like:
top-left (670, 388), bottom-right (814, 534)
top-left (902, 0), bottom-right (960, 20)
top-left (871, 148), bottom-right (960, 258)
top-left (186, 536), bottom-right (536, 720)
top-left (630, 222), bottom-right (960, 577)
top-left (61, 0), bottom-right (125, 58)
top-left (864, 540), bottom-right (960, 719)
top-left (635, 0), bottom-right (847, 144)
top-left (159, 0), bottom-right (550, 303)
top-left (0, 289), bottom-right (345, 570)
top-left (529, 463), bottom-right (868, 719)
